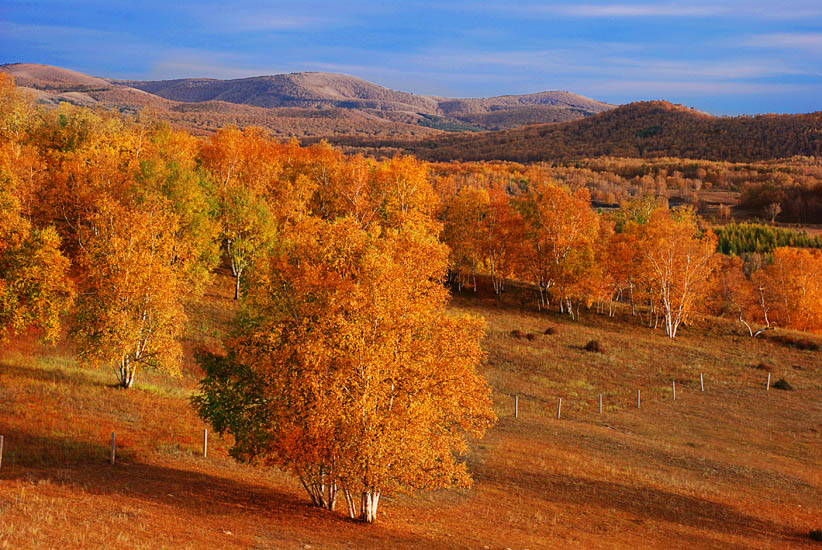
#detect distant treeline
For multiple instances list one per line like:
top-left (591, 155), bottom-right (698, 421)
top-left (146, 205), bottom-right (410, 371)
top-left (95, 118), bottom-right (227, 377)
top-left (715, 222), bottom-right (822, 255)
top-left (739, 182), bottom-right (822, 224)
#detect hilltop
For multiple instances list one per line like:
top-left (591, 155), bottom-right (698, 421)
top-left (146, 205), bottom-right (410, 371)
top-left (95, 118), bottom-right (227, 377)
top-left (6, 64), bottom-right (817, 163)
top-left (118, 72), bottom-right (611, 125)
top-left (0, 63), bottom-right (613, 138)
top-left (329, 101), bottom-right (822, 162)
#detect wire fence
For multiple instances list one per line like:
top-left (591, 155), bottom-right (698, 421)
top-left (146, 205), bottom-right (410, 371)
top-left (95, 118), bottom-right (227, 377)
top-left (0, 370), bottom-right (792, 471)
top-left (507, 370), bottom-right (781, 420)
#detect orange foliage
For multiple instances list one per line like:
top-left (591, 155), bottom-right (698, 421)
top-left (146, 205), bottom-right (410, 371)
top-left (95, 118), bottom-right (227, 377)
top-left (197, 216), bottom-right (495, 523)
top-left (624, 208), bottom-right (719, 338)
top-left (73, 197), bottom-right (186, 388)
top-left (762, 248), bottom-right (822, 333)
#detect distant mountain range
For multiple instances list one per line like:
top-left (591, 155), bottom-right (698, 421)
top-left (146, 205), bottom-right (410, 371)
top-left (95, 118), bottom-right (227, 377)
top-left (0, 63), bottom-right (613, 138)
top-left (3, 63), bottom-right (819, 163)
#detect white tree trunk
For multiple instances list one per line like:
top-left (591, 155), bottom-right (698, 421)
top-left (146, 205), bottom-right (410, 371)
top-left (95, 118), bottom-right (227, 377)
top-left (360, 489), bottom-right (380, 523)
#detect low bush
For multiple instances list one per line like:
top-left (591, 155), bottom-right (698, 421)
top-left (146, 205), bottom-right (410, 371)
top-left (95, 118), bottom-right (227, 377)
top-left (772, 378), bottom-right (793, 391)
top-left (768, 334), bottom-right (821, 351)
top-left (584, 340), bottom-right (604, 353)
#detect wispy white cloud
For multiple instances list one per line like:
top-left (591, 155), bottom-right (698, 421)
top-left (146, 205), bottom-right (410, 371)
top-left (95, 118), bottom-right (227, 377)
top-left (192, 11), bottom-right (331, 33)
top-left (745, 32), bottom-right (822, 52)
top-left (226, 14), bottom-right (322, 32)
top-left (606, 57), bottom-right (816, 79)
top-left (0, 21), bottom-right (117, 45)
top-left (552, 4), bottom-right (724, 17)
top-left (402, 46), bottom-right (813, 82)
top-left (581, 79), bottom-right (813, 95)
top-left (483, 2), bottom-right (822, 19)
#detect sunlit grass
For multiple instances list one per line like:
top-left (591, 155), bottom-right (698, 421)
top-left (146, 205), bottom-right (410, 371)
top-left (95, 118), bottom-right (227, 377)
top-left (1, 274), bottom-right (820, 549)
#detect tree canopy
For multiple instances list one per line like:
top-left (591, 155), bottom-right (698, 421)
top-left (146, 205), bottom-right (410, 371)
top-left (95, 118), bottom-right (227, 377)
top-left (194, 216), bottom-right (495, 522)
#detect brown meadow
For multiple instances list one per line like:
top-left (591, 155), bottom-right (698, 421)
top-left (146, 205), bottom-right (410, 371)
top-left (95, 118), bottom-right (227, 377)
top-left (1, 274), bottom-right (820, 549)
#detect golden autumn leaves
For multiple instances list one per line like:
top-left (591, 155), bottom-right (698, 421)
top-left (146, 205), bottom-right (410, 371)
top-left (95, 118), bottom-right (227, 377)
top-left (1, 74), bottom-right (497, 523)
top-left (0, 75), bottom-right (74, 345)
top-left (0, 74), bottom-right (217, 386)
top-left (3, 72), bottom-right (822, 525)
top-left (441, 180), bottom-right (720, 337)
top-left (193, 132), bottom-right (495, 523)
top-left (0, 190), bottom-right (73, 345)
top-left (196, 217), bottom-right (495, 522)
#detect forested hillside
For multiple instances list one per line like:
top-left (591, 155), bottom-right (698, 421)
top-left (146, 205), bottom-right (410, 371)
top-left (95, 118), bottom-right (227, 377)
top-left (329, 101), bottom-right (822, 163)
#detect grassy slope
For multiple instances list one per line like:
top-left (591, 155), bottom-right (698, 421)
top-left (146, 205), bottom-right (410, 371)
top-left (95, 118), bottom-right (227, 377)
top-left (1, 274), bottom-right (821, 549)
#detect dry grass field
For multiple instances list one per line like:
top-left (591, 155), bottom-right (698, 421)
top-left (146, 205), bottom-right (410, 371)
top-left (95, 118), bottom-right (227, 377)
top-left (1, 274), bottom-right (821, 549)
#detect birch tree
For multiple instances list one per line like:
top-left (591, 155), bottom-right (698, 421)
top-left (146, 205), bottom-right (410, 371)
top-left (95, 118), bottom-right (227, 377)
top-left (194, 216), bottom-right (495, 523)
top-left (515, 182), bottom-right (599, 313)
top-left (629, 207), bottom-right (718, 338)
top-left (73, 197), bottom-right (185, 388)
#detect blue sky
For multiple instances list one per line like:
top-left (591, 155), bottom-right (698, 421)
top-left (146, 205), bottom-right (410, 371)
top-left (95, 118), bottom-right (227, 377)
top-left (2, 1), bottom-right (821, 114)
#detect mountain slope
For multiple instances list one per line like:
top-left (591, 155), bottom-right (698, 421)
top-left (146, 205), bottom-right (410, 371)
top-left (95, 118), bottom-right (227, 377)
top-left (351, 101), bottom-right (822, 162)
top-left (117, 71), bottom-right (613, 130)
top-left (0, 64), bottom-right (612, 137)
top-left (2, 63), bottom-right (111, 91)
top-left (116, 73), bottom-right (443, 112)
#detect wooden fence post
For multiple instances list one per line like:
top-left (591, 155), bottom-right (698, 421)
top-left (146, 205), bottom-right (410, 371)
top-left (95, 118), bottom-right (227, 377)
top-left (637, 389), bottom-right (641, 409)
top-left (110, 432), bottom-right (115, 465)
top-left (672, 380), bottom-right (676, 401)
top-left (599, 393), bottom-right (603, 414)
top-left (514, 395), bottom-right (519, 418)
top-left (766, 372), bottom-right (771, 391)
top-left (700, 372), bottom-right (704, 392)
top-left (203, 428), bottom-right (208, 458)
top-left (557, 398), bottom-right (562, 420)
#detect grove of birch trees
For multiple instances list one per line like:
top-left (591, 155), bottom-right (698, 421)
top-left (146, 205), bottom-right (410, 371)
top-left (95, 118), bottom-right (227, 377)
top-left (2, 73), bottom-right (821, 522)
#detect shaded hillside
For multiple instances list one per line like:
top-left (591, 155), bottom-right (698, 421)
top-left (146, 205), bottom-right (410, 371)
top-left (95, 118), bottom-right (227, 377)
top-left (338, 101), bottom-right (822, 162)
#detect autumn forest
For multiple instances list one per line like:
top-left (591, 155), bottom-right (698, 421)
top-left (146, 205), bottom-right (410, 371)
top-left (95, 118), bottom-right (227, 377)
top-left (2, 62), bottom-right (822, 547)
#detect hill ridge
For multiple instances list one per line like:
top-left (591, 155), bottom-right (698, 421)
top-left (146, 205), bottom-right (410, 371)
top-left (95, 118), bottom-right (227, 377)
top-left (333, 99), bottom-right (821, 162)
top-left (0, 63), bottom-right (613, 137)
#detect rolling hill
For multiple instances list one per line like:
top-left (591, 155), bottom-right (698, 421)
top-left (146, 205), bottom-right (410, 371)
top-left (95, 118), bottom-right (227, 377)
top-left (0, 63), bottom-right (613, 138)
top-left (330, 101), bottom-right (822, 162)
top-left (5, 64), bottom-right (818, 162)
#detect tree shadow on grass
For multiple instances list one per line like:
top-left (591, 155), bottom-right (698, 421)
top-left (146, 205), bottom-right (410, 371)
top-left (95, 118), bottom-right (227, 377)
top-left (0, 432), bottom-right (449, 549)
top-left (0, 431), bottom-right (105, 469)
top-left (482, 461), bottom-right (809, 546)
top-left (0, 361), bottom-right (105, 389)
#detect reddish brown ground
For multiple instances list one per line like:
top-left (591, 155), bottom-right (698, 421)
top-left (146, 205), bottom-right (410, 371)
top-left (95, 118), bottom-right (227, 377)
top-left (1, 275), bottom-right (821, 549)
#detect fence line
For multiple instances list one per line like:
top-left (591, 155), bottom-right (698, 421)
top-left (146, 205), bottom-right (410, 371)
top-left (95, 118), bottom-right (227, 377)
top-left (0, 372), bottom-right (781, 468)
top-left (509, 371), bottom-right (775, 419)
